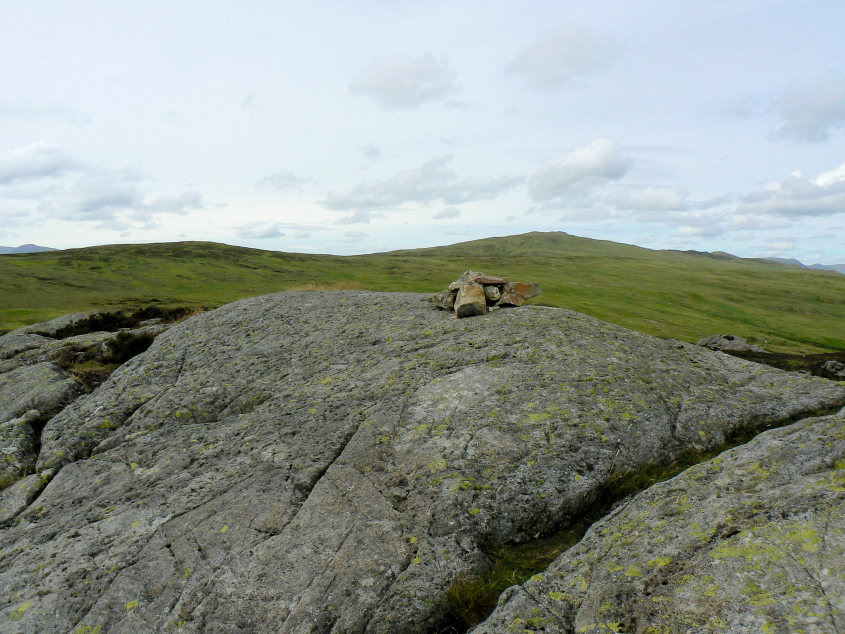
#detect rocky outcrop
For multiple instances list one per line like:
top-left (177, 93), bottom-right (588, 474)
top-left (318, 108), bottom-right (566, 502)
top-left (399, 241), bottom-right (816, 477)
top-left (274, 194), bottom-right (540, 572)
top-left (697, 334), bottom-right (768, 353)
top-left (473, 408), bottom-right (845, 633)
top-left (429, 271), bottom-right (541, 316)
top-left (0, 291), bottom-right (842, 632)
top-left (0, 314), bottom-right (171, 491)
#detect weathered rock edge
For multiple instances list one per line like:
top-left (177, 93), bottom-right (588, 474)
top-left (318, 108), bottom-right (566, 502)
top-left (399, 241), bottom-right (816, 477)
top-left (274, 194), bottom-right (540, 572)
top-left (0, 291), bottom-right (842, 633)
top-left (472, 408), bottom-right (845, 633)
top-left (0, 316), bottom-right (170, 493)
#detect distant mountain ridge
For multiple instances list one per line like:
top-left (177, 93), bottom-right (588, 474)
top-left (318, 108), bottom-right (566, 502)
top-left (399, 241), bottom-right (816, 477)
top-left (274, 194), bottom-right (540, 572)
top-left (764, 256), bottom-right (845, 275)
top-left (0, 244), bottom-right (56, 254)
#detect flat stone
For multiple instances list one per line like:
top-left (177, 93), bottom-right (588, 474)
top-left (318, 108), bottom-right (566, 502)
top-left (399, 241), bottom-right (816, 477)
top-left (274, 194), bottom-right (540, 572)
top-left (454, 283), bottom-right (488, 318)
top-left (473, 275), bottom-right (507, 285)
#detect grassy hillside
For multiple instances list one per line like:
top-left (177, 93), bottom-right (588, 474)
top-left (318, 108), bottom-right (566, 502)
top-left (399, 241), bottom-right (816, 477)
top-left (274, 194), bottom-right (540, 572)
top-left (1, 232), bottom-right (843, 353)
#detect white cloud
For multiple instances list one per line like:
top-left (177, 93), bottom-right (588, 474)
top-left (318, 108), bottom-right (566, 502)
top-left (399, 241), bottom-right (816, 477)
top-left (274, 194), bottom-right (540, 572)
top-left (528, 139), bottom-right (631, 203)
top-left (676, 224), bottom-right (725, 238)
top-left (607, 186), bottom-right (687, 212)
top-left (0, 143), bottom-right (205, 231)
top-left (0, 100), bottom-right (90, 126)
top-left (0, 142), bottom-right (81, 185)
top-left (256, 171), bottom-right (310, 191)
top-left (433, 206), bottom-right (460, 219)
top-left (815, 162), bottom-right (845, 187)
top-left (322, 154), bottom-right (521, 220)
top-left (237, 223), bottom-right (285, 239)
top-left (361, 143), bottom-right (382, 160)
top-left (506, 27), bottom-right (618, 89)
top-left (342, 230), bottom-right (368, 242)
top-left (349, 54), bottom-right (459, 110)
top-left (737, 169), bottom-right (845, 218)
top-left (772, 70), bottom-right (845, 142)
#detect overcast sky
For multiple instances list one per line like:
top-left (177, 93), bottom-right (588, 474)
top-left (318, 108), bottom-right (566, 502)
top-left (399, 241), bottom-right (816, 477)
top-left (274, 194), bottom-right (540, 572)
top-left (1, 1), bottom-right (844, 262)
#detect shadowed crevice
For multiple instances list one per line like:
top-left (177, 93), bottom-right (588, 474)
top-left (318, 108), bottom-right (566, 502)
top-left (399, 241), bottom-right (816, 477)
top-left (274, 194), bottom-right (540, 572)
top-left (436, 400), bottom-right (845, 633)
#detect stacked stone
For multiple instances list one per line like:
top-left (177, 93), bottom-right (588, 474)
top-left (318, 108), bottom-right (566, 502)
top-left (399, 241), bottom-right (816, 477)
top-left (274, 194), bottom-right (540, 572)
top-left (428, 270), bottom-right (541, 318)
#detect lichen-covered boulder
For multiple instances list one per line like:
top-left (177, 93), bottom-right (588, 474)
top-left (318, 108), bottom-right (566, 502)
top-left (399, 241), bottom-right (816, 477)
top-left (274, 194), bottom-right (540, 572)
top-left (428, 289), bottom-right (455, 311)
top-left (0, 362), bottom-right (81, 427)
top-left (473, 408), bottom-right (845, 634)
top-left (0, 292), bottom-right (842, 633)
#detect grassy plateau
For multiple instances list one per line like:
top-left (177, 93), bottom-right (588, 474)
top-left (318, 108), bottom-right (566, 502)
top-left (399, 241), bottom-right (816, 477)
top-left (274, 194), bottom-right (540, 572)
top-left (1, 231), bottom-right (843, 353)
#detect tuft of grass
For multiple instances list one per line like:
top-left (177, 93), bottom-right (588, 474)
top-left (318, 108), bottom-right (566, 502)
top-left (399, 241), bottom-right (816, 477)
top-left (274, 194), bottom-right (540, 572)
top-left (444, 523), bottom-right (590, 630)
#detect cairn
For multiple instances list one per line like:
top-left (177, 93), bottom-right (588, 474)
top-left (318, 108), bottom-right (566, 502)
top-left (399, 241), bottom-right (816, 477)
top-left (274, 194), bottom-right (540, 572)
top-left (428, 271), bottom-right (541, 318)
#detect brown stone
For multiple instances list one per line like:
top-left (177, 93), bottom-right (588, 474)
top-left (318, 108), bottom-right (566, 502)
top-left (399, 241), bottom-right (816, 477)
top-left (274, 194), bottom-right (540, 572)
top-left (484, 285), bottom-right (501, 303)
top-left (497, 282), bottom-right (541, 307)
top-left (454, 283), bottom-right (488, 318)
top-left (473, 275), bottom-right (508, 285)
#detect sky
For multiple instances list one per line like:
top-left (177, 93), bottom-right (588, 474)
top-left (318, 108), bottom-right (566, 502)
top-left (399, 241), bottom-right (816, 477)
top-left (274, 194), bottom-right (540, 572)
top-left (1, 1), bottom-right (844, 263)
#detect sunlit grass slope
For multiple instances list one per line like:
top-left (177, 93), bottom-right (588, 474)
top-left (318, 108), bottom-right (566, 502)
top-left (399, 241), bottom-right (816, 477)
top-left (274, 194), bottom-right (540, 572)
top-left (1, 232), bottom-right (843, 353)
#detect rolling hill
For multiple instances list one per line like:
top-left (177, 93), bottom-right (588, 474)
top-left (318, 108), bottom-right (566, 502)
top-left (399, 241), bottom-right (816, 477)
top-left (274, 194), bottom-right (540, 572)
top-left (1, 231), bottom-right (843, 353)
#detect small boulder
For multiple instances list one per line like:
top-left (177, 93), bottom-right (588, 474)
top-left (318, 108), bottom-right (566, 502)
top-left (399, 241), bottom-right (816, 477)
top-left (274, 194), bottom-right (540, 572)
top-left (454, 283), bottom-right (487, 318)
top-left (696, 334), bottom-right (767, 353)
top-left (821, 359), bottom-right (845, 379)
top-left (497, 282), bottom-right (541, 307)
top-left (428, 290), bottom-right (455, 311)
top-left (484, 286), bottom-right (501, 303)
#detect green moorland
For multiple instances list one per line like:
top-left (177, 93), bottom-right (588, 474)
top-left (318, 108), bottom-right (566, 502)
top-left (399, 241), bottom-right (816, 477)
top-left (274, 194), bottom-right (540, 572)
top-left (1, 231), bottom-right (843, 353)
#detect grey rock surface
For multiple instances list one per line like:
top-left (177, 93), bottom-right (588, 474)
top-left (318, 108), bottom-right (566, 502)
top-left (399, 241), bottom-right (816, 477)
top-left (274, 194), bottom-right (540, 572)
top-left (0, 411), bottom-right (41, 489)
top-left (697, 334), bottom-right (767, 353)
top-left (15, 311), bottom-right (101, 337)
top-left (0, 469), bottom-right (54, 524)
top-left (0, 317), bottom-right (171, 491)
top-left (0, 291), bottom-right (842, 633)
top-left (473, 409), bottom-right (845, 634)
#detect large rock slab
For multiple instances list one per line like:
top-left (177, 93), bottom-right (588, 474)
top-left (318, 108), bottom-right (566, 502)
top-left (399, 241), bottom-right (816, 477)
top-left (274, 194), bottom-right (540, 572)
top-left (0, 362), bottom-right (81, 427)
top-left (473, 409), bottom-right (845, 634)
top-left (0, 291), bottom-right (843, 632)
